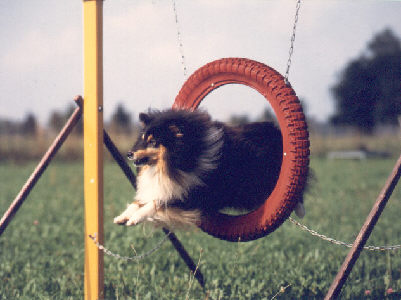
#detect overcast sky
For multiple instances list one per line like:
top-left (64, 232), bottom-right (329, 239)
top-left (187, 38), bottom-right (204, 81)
top-left (0, 0), bottom-right (400, 125)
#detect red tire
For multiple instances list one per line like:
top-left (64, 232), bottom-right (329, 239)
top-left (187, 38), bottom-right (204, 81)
top-left (173, 58), bottom-right (310, 242)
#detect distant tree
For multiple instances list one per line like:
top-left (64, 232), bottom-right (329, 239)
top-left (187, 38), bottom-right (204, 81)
top-left (228, 114), bottom-right (250, 125)
top-left (255, 98), bottom-right (307, 125)
top-left (110, 103), bottom-right (132, 134)
top-left (47, 105), bottom-right (82, 135)
top-left (65, 105), bottom-right (83, 135)
top-left (21, 113), bottom-right (38, 136)
top-left (48, 111), bottom-right (65, 132)
top-left (256, 108), bottom-right (275, 123)
top-left (0, 119), bottom-right (19, 135)
top-left (330, 28), bottom-right (401, 133)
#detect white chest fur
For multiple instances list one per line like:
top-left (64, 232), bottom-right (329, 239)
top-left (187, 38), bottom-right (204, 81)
top-left (135, 126), bottom-right (223, 207)
top-left (135, 166), bottom-right (185, 206)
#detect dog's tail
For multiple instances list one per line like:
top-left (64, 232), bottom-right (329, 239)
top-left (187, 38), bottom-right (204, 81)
top-left (154, 208), bottom-right (201, 229)
top-left (294, 202), bottom-right (305, 218)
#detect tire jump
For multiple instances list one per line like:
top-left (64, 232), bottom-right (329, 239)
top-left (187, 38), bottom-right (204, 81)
top-left (173, 58), bottom-right (310, 242)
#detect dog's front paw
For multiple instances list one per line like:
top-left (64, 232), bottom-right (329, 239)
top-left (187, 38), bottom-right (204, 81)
top-left (114, 202), bottom-right (140, 225)
top-left (125, 214), bottom-right (144, 226)
top-left (125, 201), bottom-right (157, 226)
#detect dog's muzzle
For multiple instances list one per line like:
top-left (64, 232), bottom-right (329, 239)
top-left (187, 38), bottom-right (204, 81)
top-left (133, 157), bottom-right (149, 166)
top-left (127, 151), bottom-right (150, 166)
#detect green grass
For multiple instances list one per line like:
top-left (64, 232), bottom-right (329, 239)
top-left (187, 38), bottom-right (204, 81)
top-left (1, 158), bottom-right (401, 299)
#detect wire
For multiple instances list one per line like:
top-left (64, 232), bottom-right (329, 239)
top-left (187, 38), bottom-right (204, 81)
top-left (288, 217), bottom-right (401, 251)
top-left (284, 0), bottom-right (302, 85)
top-left (89, 232), bottom-right (171, 261)
top-left (172, 0), bottom-right (187, 78)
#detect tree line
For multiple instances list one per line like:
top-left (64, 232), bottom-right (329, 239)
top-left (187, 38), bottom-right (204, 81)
top-left (1, 28), bottom-right (400, 136)
top-left (0, 103), bottom-right (282, 136)
top-left (0, 103), bottom-right (135, 136)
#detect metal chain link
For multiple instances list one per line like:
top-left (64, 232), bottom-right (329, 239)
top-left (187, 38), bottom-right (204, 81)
top-left (284, 0), bottom-right (302, 85)
top-left (288, 217), bottom-right (401, 251)
top-left (172, 0), bottom-right (187, 78)
top-left (89, 232), bottom-right (171, 261)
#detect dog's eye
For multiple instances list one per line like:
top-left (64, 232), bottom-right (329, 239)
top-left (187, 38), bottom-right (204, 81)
top-left (148, 138), bottom-right (157, 147)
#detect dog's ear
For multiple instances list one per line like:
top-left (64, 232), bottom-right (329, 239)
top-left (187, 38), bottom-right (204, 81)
top-left (169, 124), bottom-right (184, 138)
top-left (139, 113), bottom-right (151, 126)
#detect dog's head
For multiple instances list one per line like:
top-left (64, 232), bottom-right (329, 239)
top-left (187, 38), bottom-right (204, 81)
top-left (128, 109), bottom-right (215, 173)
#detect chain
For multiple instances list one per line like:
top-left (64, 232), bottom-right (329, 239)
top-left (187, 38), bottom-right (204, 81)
top-left (284, 0), bottom-right (302, 85)
top-left (288, 217), bottom-right (401, 251)
top-left (173, 0), bottom-right (300, 83)
top-left (89, 232), bottom-right (171, 261)
top-left (90, 215), bottom-right (401, 262)
top-left (172, 0), bottom-right (187, 78)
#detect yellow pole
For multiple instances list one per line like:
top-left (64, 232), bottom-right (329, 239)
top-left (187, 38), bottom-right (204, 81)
top-left (83, 1), bottom-right (104, 299)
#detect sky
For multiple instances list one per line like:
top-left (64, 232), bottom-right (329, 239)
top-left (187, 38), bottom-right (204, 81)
top-left (0, 0), bottom-right (400, 125)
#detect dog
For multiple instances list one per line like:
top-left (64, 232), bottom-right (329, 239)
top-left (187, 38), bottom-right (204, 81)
top-left (114, 108), bottom-right (305, 229)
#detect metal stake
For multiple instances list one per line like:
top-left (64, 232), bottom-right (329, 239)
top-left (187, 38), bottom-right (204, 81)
top-left (325, 154), bottom-right (401, 299)
top-left (0, 97), bottom-right (82, 237)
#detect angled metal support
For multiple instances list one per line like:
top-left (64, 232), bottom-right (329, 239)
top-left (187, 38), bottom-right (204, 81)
top-left (325, 154), bottom-right (401, 299)
top-left (0, 97), bottom-right (83, 237)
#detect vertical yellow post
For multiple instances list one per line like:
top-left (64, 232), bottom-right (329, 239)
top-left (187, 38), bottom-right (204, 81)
top-left (83, 1), bottom-right (104, 299)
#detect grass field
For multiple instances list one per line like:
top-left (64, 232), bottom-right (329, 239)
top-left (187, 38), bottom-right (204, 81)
top-left (1, 157), bottom-right (401, 299)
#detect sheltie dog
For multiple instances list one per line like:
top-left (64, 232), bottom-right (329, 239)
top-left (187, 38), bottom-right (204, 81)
top-left (114, 109), bottom-right (305, 229)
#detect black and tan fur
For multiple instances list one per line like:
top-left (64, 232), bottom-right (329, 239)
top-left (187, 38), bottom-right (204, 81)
top-left (114, 109), bottom-right (305, 229)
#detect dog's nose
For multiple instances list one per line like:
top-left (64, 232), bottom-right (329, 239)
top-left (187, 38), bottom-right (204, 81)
top-left (127, 151), bottom-right (134, 160)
